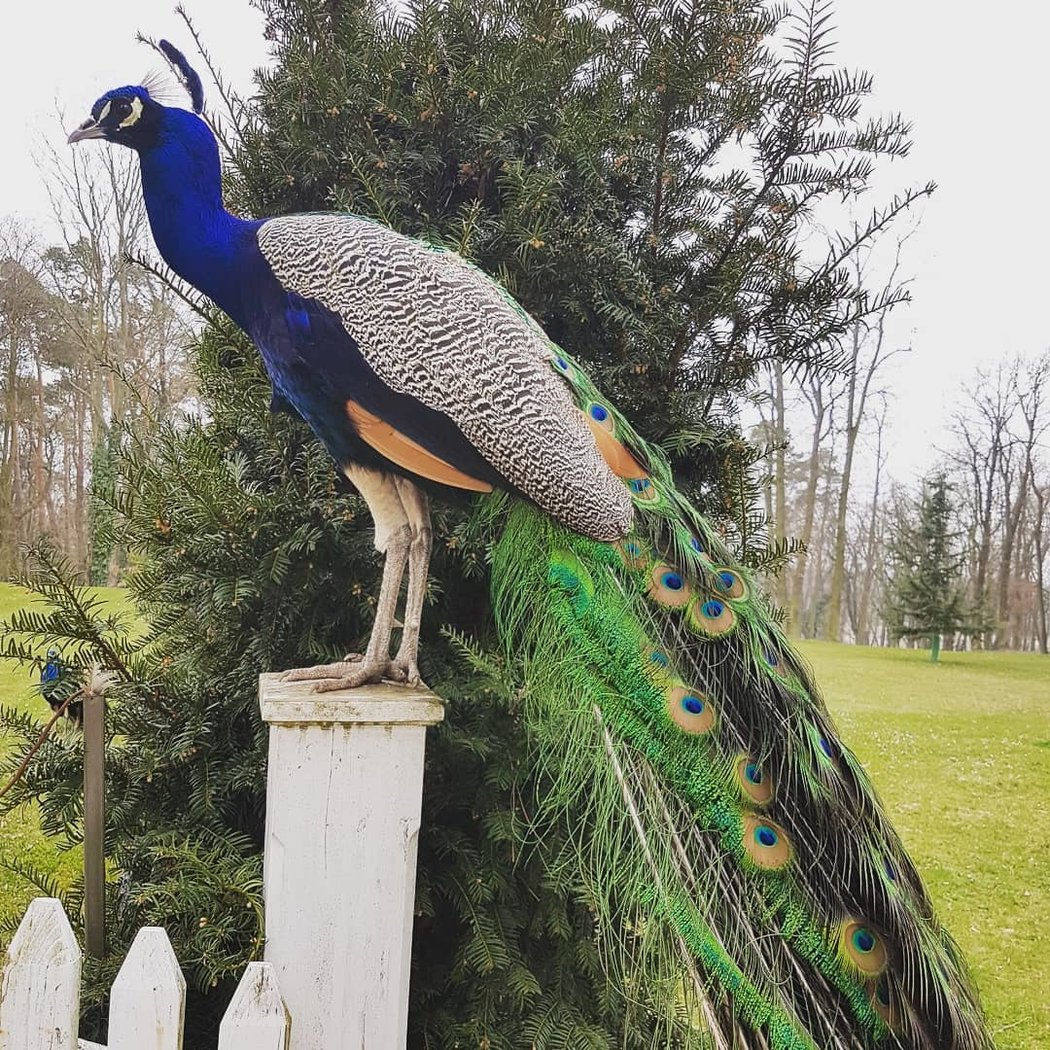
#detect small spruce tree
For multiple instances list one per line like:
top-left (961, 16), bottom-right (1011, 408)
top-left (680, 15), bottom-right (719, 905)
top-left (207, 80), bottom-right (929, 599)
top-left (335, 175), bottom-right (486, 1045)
top-left (886, 475), bottom-right (981, 662)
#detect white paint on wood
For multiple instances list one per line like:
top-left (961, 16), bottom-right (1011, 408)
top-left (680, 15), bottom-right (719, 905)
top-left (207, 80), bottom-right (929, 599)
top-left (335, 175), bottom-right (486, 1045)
top-left (77, 1041), bottom-right (106, 1049)
top-left (259, 675), bottom-right (443, 1050)
top-left (217, 962), bottom-right (289, 1050)
top-left (0, 898), bottom-right (81, 1050)
top-left (107, 928), bottom-right (185, 1050)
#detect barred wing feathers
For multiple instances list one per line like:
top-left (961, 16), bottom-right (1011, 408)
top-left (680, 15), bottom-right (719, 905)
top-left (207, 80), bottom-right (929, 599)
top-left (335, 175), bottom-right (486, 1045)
top-left (257, 213), bottom-right (632, 541)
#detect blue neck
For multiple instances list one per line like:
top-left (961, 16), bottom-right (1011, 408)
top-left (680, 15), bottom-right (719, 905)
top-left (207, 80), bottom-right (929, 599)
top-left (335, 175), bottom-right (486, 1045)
top-left (138, 108), bottom-right (258, 327)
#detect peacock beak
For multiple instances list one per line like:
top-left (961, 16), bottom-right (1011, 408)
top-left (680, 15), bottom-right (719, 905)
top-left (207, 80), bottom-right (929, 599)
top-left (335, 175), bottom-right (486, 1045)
top-left (67, 118), bottom-right (105, 144)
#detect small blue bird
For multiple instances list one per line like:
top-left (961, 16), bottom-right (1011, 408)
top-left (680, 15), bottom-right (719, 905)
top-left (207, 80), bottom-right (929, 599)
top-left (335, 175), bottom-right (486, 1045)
top-left (68, 43), bottom-right (992, 1049)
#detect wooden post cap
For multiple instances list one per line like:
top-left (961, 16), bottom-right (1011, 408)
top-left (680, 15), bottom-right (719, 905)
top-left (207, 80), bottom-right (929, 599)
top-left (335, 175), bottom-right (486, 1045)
top-left (258, 673), bottom-right (445, 727)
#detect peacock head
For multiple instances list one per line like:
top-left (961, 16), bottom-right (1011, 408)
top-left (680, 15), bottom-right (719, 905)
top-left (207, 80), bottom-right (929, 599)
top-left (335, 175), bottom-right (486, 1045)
top-left (67, 86), bottom-right (163, 150)
top-left (67, 40), bottom-right (204, 152)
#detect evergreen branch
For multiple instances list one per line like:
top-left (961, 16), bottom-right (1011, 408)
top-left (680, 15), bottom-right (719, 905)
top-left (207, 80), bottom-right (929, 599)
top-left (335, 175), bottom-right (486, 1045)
top-left (0, 684), bottom-right (86, 803)
top-left (20, 544), bottom-right (131, 682)
top-left (125, 251), bottom-right (214, 322)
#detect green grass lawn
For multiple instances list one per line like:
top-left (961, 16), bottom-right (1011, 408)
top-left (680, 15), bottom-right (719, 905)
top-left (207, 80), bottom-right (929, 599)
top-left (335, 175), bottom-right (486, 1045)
top-left (0, 581), bottom-right (131, 930)
top-left (0, 581), bottom-right (1046, 1047)
top-left (798, 640), bottom-right (1050, 1050)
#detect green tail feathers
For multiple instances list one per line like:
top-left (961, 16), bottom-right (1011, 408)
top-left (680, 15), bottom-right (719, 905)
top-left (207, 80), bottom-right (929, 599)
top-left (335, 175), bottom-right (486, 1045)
top-left (489, 356), bottom-right (992, 1049)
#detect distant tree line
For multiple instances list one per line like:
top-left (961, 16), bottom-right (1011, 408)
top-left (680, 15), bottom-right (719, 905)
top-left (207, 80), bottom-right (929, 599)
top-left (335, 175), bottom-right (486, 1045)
top-left (0, 151), bottom-right (193, 584)
top-left (763, 342), bottom-right (1050, 653)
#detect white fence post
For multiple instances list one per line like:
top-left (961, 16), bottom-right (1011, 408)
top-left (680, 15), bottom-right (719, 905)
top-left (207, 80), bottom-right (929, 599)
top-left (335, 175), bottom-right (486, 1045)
top-left (0, 898), bottom-right (81, 1050)
top-left (258, 674), bottom-right (444, 1050)
top-left (218, 962), bottom-right (289, 1050)
top-left (106, 927), bottom-right (185, 1050)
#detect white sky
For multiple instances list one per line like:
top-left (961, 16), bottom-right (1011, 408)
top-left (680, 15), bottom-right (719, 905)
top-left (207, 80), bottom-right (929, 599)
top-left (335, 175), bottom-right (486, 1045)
top-left (1, 1), bottom-right (1047, 483)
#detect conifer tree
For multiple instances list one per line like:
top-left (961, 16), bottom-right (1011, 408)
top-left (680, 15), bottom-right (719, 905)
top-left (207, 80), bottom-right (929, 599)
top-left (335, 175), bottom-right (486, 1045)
top-left (1, 1), bottom-right (930, 1044)
top-left (885, 475), bottom-right (981, 662)
top-left (238, 0), bottom-right (930, 562)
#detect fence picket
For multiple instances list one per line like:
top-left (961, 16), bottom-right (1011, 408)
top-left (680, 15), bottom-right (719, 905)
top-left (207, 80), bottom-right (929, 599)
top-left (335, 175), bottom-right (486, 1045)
top-left (0, 897), bottom-right (81, 1050)
top-left (106, 928), bottom-right (185, 1050)
top-left (217, 963), bottom-right (289, 1050)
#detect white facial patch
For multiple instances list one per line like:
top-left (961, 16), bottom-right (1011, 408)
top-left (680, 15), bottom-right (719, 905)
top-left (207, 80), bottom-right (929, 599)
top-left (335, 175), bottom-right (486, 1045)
top-left (97, 101), bottom-right (112, 122)
top-left (118, 96), bottom-right (143, 128)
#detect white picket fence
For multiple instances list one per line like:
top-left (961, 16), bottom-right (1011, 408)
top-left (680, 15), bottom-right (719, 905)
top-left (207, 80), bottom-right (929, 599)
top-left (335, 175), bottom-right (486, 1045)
top-left (0, 898), bottom-right (289, 1050)
top-left (0, 677), bottom-right (445, 1050)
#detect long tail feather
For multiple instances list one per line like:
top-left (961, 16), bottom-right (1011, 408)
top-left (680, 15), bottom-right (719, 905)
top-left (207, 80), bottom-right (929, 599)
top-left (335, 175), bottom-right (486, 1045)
top-left (490, 353), bottom-right (993, 1050)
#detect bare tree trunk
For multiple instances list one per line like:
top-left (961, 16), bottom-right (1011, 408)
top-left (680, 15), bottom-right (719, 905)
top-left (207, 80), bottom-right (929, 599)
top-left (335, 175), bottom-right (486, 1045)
top-left (824, 376), bottom-right (856, 640)
top-left (856, 404), bottom-right (887, 645)
top-left (0, 353), bottom-right (17, 575)
top-left (789, 371), bottom-right (836, 631)
top-left (8, 317), bottom-right (25, 559)
top-left (1019, 354), bottom-right (1050, 654)
top-left (809, 452), bottom-right (838, 636)
top-left (75, 391), bottom-right (87, 571)
top-left (824, 242), bottom-right (909, 640)
top-left (997, 463), bottom-right (1027, 645)
top-left (772, 360), bottom-right (788, 610)
top-left (1034, 481), bottom-right (1049, 655)
top-left (33, 353), bottom-right (50, 536)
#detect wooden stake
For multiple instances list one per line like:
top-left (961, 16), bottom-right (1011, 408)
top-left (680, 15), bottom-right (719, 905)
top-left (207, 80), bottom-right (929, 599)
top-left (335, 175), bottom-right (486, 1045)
top-left (82, 691), bottom-right (106, 959)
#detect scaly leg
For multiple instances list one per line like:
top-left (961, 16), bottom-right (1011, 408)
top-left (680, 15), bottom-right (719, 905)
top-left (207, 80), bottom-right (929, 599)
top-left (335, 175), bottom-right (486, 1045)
top-left (282, 466), bottom-right (411, 690)
top-left (388, 478), bottom-right (432, 686)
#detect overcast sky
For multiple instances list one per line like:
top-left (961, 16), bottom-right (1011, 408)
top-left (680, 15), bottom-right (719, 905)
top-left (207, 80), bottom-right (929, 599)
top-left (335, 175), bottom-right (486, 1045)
top-left (2, 1), bottom-right (1047, 483)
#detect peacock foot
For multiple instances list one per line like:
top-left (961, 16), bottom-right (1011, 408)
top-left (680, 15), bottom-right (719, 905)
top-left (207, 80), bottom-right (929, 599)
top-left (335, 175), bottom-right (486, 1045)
top-left (280, 660), bottom-right (366, 683)
top-left (280, 656), bottom-right (425, 691)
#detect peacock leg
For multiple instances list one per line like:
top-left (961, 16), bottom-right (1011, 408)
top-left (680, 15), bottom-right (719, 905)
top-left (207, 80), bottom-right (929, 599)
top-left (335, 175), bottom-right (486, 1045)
top-left (387, 478), bottom-right (432, 686)
top-left (281, 467), bottom-right (411, 690)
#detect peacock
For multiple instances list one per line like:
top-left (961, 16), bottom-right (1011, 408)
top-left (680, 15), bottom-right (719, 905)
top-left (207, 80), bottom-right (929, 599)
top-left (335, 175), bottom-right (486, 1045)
top-left (68, 41), bottom-right (994, 1050)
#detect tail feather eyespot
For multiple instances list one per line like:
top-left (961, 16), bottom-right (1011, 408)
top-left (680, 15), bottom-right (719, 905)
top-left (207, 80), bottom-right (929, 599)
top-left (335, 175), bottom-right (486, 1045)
top-left (550, 353), bottom-right (575, 380)
top-left (646, 648), bottom-right (673, 684)
top-left (667, 685), bottom-right (716, 734)
top-left (763, 646), bottom-right (792, 680)
top-left (736, 756), bottom-right (773, 804)
top-left (647, 563), bottom-right (692, 608)
top-left (616, 538), bottom-right (650, 571)
top-left (869, 975), bottom-right (900, 1028)
top-left (838, 920), bottom-right (888, 977)
top-left (585, 400), bottom-right (615, 432)
top-left (628, 476), bottom-right (660, 503)
top-left (810, 725), bottom-right (839, 766)
top-left (742, 815), bottom-right (792, 870)
top-left (687, 597), bottom-right (736, 636)
top-left (714, 567), bottom-right (748, 601)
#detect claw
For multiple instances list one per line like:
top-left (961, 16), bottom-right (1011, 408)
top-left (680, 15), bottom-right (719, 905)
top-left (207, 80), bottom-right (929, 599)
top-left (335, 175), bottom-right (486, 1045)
top-left (399, 662), bottom-right (424, 687)
top-left (389, 646), bottom-right (424, 687)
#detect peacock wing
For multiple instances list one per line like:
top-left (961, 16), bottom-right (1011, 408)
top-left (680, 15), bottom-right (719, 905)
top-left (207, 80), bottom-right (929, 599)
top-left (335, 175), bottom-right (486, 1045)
top-left (255, 213), bottom-right (633, 541)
